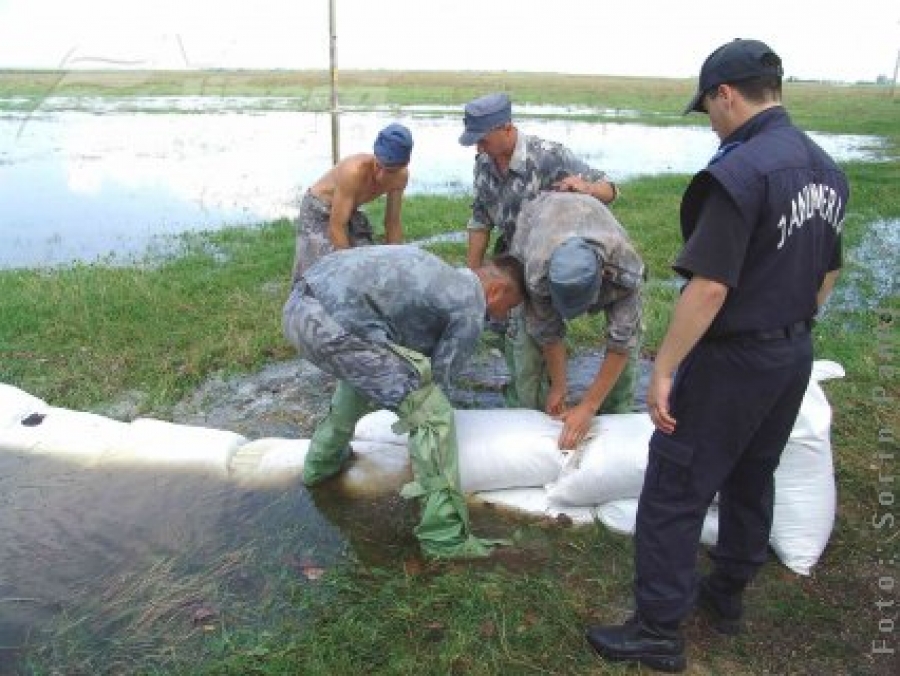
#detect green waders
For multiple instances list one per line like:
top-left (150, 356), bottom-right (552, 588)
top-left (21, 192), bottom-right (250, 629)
top-left (390, 345), bottom-right (506, 559)
top-left (503, 307), bottom-right (550, 409)
top-left (504, 309), bottom-right (641, 415)
top-left (303, 380), bottom-right (374, 486)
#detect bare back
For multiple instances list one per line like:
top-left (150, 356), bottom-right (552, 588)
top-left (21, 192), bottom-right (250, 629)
top-left (308, 153), bottom-right (409, 249)
top-left (309, 153), bottom-right (408, 209)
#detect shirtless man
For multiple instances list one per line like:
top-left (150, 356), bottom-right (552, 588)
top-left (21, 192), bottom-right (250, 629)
top-left (290, 123), bottom-right (413, 282)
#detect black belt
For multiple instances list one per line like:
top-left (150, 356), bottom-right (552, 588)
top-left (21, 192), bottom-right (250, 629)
top-left (705, 319), bottom-right (813, 343)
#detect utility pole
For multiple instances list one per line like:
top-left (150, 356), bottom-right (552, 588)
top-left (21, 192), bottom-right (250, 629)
top-left (329, 0), bottom-right (340, 164)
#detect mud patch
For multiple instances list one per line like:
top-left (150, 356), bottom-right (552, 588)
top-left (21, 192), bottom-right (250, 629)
top-left (170, 348), bottom-right (650, 439)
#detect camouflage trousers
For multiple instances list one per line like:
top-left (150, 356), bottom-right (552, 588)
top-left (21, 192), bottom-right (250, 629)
top-left (290, 191), bottom-right (374, 281)
top-left (282, 283), bottom-right (420, 408)
top-left (284, 284), bottom-right (505, 558)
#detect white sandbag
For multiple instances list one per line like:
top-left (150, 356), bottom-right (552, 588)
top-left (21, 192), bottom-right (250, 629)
top-left (456, 409), bottom-right (566, 492)
top-left (0, 406), bottom-right (131, 465)
top-left (598, 498), bottom-right (720, 546)
top-left (540, 359), bottom-right (841, 576)
top-left (229, 437), bottom-right (311, 486)
top-left (474, 486), bottom-right (600, 524)
top-left (0, 382), bottom-right (49, 429)
top-left (353, 408), bottom-right (567, 493)
top-left (102, 418), bottom-right (247, 474)
top-left (545, 413), bottom-right (654, 507)
top-left (769, 360), bottom-right (843, 575)
top-left (341, 440), bottom-right (412, 498)
top-left (353, 409), bottom-right (408, 445)
top-left (228, 437), bottom-right (411, 497)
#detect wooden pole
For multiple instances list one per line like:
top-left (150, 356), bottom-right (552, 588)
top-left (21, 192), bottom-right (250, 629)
top-left (891, 48), bottom-right (899, 99)
top-left (329, 0), bottom-right (340, 164)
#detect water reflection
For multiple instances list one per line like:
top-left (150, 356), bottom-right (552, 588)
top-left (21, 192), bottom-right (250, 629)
top-left (0, 449), bottom-right (347, 674)
top-left (0, 99), bottom-right (886, 268)
top-left (0, 340), bottom-right (642, 672)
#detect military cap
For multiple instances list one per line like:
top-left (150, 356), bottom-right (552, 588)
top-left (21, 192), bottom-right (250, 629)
top-left (548, 237), bottom-right (601, 320)
top-left (459, 92), bottom-right (512, 146)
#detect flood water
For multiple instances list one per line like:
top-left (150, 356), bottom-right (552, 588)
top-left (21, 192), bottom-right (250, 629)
top-left (0, 97), bottom-right (886, 268)
top-left (1, 342), bottom-right (646, 674)
top-left (0, 96), bottom-right (891, 673)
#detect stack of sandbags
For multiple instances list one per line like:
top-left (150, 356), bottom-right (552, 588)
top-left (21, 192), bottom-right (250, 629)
top-left (2, 357), bottom-right (841, 575)
top-left (488, 360), bottom-right (843, 576)
top-left (346, 360), bottom-right (842, 576)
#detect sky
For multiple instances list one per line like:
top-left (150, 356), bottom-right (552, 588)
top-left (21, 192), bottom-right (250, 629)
top-left (0, 0), bottom-right (897, 83)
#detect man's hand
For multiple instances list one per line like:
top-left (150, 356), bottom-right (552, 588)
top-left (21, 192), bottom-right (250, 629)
top-left (553, 175), bottom-right (589, 194)
top-left (556, 401), bottom-right (594, 450)
top-left (545, 383), bottom-right (567, 416)
top-left (647, 369), bottom-right (676, 434)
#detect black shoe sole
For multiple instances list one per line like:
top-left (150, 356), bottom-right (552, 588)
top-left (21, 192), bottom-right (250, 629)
top-left (587, 638), bottom-right (687, 673)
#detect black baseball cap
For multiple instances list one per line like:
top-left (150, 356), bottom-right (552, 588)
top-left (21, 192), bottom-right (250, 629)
top-left (684, 39), bottom-right (783, 115)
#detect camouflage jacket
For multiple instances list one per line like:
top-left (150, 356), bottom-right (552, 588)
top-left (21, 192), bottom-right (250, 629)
top-left (509, 192), bottom-right (644, 353)
top-left (302, 245), bottom-right (485, 389)
top-left (467, 132), bottom-right (611, 251)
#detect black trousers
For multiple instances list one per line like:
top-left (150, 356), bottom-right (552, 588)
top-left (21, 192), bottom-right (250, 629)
top-left (633, 331), bottom-right (813, 626)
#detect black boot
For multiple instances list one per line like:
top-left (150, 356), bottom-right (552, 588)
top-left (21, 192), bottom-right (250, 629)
top-left (585, 615), bottom-right (686, 673)
top-left (698, 573), bottom-right (744, 636)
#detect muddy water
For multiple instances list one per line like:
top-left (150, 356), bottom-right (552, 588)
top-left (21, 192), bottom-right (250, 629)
top-left (0, 344), bottom-right (647, 673)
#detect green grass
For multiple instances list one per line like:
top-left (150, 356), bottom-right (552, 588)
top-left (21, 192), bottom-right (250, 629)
top-left (3, 71), bottom-right (899, 675)
top-left (3, 69), bottom-right (897, 132)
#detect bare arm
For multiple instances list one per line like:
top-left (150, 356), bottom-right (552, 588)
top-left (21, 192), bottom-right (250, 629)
top-left (553, 175), bottom-right (617, 203)
top-left (327, 173), bottom-right (357, 249)
top-left (581, 349), bottom-right (630, 412)
top-left (383, 189), bottom-right (404, 244)
top-left (557, 348), bottom-right (629, 450)
top-left (817, 269), bottom-right (840, 309)
top-left (467, 229), bottom-right (491, 270)
top-left (541, 340), bottom-right (568, 415)
top-left (648, 276), bottom-right (728, 434)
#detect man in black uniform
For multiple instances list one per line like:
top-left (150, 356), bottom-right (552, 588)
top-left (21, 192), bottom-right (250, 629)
top-left (585, 39), bottom-right (848, 673)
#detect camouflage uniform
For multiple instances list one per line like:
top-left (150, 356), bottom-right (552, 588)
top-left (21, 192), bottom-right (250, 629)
top-left (283, 245), bottom-right (500, 559)
top-left (291, 190), bottom-right (375, 283)
top-left (468, 133), bottom-right (613, 254)
top-left (509, 192), bottom-right (644, 413)
top-left (467, 132), bottom-right (618, 406)
top-left (284, 244), bottom-right (485, 403)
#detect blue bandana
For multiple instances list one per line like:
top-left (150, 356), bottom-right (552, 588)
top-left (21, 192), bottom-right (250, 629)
top-left (374, 123), bottom-right (413, 167)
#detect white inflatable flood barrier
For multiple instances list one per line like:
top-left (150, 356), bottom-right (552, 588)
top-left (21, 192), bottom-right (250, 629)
top-left (0, 360), bottom-right (843, 575)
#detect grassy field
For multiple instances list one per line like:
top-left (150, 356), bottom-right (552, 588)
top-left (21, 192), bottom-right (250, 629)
top-left (2, 68), bottom-right (897, 133)
top-left (1, 71), bottom-right (898, 675)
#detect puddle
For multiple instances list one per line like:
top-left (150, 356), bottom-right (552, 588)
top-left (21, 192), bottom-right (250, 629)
top-left (0, 345), bottom-right (648, 673)
top-left (827, 218), bottom-right (900, 313)
top-left (0, 99), bottom-right (886, 268)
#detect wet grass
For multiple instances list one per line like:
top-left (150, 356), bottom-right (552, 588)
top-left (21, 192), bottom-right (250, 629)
top-left (2, 73), bottom-right (898, 674)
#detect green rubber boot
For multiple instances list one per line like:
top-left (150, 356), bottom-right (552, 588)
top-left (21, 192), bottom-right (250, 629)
top-left (389, 344), bottom-right (508, 559)
top-left (303, 381), bottom-right (373, 486)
